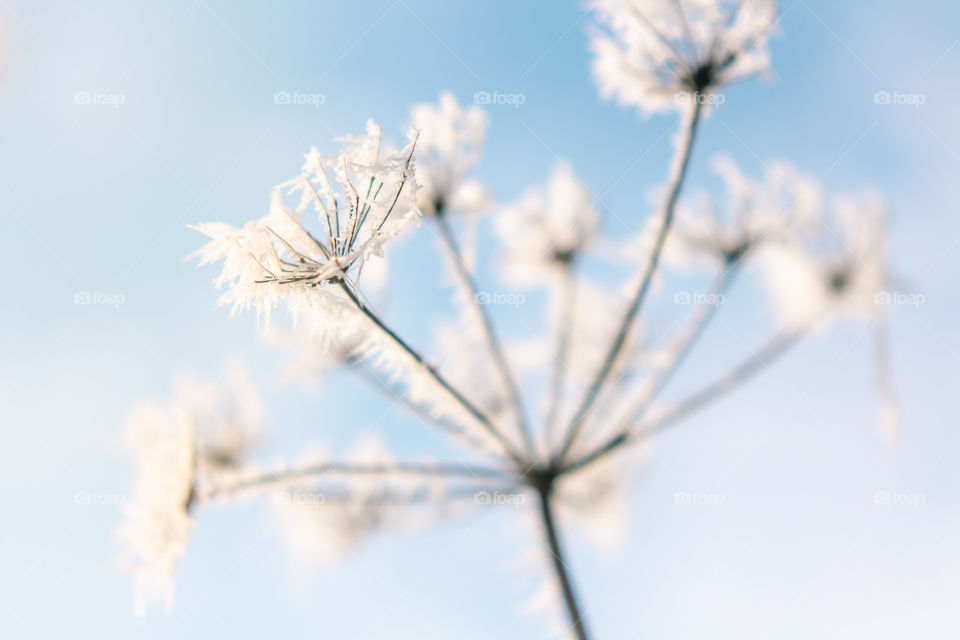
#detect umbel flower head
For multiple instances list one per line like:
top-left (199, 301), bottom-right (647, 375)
top-left (410, 92), bottom-right (492, 215)
top-left (669, 154), bottom-right (821, 267)
top-left (118, 362), bottom-right (262, 616)
top-left (590, 0), bottom-right (778, 114)
top-left (190, 120), bottom-right (420, 326)
top-left (496, 163), bottom-right (599, 286)
top-left (759, 189), bottom-right (890, 331)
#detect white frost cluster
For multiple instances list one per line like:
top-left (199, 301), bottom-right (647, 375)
top-left (410, 92), bottom-right (492, 215)
top-left (496, 164), bottom-right (599, 286)
top-left (190, 121), bottom-right (420, 342)
top-left (653, 154), bottom-right (890, 332)
top-left (189, 118), bottom-right (519, 459)
top-left (668, 154), bottom-right (821, 267)
top-left (119, 362), bottom-right (262, 615)
top-left (590, 0), bottom-right (777, 114)
top-left (759, 190), bottom-right (890, 330)
top-left (123, 5), bottom-right (902, 624)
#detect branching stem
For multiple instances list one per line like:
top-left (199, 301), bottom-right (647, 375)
top-left (338, 281), bottom-right (527, 466)
top-left (556, 100), bottom-right (704, 464)
top-left (623, 261), bottom-right (741, 424)
top-left (537, 485), bottom-right (590, 640)
top-left (544, 263), bottom-right (578, 452)
top-left (433, 212), bottom-right (536, 459)
top-left (203, 460), bottom-right (514, 500)
top-left (564, 328), bottom-right (803, 476)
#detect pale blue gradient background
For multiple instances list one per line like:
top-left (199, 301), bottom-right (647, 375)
top-left (1, 1), bottom-right (959, 638)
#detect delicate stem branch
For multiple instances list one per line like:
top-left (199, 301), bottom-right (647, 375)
top-left (433, 212), bottom-right (536, 459)
top-left (622, 261), bottom-right (741, 424)
top-left (203, 460), bottom-right (514, 500)
top-left (338, 281), bottom-right (527, 466)
top-left (544, 263), bottom-right (578, 451)
top-left (217, 485), bottom-right (527, 510)
top-left (346, 355), bottom-right (513, 466)
top-left (563, 328), bottom-right (803, 476)
top-left (537, 488), bottom-right (590, 640)
top-left (874, 310), bottom-right (900, 444)
top-left (556, 100), bottom-right (704, 464)
top-left (643, 329), bottom-right (802, 436)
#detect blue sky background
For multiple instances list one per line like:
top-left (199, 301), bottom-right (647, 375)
top-left (1, 0), bottom-right (959, 638)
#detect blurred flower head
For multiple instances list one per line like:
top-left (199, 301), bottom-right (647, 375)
top-left (669, 154), bottom-right (821, 267)
top-left (410, 92), bottom-right (493, 215)
top-left (590, 0), bottom-right (778, 114)
top-left (496, 163), bottom-right (599, 286)
top-left (118, 361), bottom-right (262, 615)
top-left (759, 190), bottom-right (890, 330)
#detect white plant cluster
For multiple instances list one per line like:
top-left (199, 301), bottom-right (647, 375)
top-left (121, 2), bottom-right (898, 637)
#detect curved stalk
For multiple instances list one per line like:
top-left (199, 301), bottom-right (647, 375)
top-left (346, 354), bottom-right (514, 466)
top-left (433, 212), bottom-right (536, 459)
top-left (621, 261), bottom-right (740, 425)
top-left (556, 100), bottom-right (704, 464)
top-left (538, 488), bottom-right (590, 640)
top-left (544, 264), bottom-right (578, 452)
top-left (563, 329), bottom-right (803, 476)
top-left (338, 281), bottom-right (527, 466)
top-left (203, 461), bottom-right (514, 500)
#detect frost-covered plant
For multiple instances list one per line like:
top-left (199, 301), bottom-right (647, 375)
top-left (591, 0), bottom-right (777, 114)
top-left (122, 2), bottom-right (899, 638)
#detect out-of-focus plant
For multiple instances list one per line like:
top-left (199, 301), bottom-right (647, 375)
top-left (120, 1), bottom-right (899, 637)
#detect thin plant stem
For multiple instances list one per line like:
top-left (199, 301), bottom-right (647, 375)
top-left (544, 263), bottom-right (578, 452)
top-left (203, 461), bottom-right (514, 500)
top-left (874, 310), bottom-right (900, 444)
top-left (345, 354), bottom-right (514, 467)
top-left (563, 329), bottom-right (803, 476)
top-left (211, 485), bottom-right (526, 509)
top-left (622, 261), bottom-right (741, 424)
top-left (433, 212), bottom-right (536, 459)
top-left (556, 100), bottom-right (704, 465)
top-left (537, 488), bottom-right (590, 640)
top-left (338, 281), bottom-right (528, 466)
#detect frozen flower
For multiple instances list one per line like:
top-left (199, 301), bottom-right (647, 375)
top-left (669, 154), bottom-right (821, 268)
top-left (590, 0), bottom-right (777, 114)
top-left (118, 403), bottom-right (195, 616)
top-left (759, 190), bottom-right (889, 330)
top-left (118, 363), bottom-right (263, 615)
top-left (410, 92), bottom-right (492, 215)
top-left (190, 120), bottom-right (420, 334)
top-left (496, 164), bottom-right (599, 286)
top-left (193, 135), bottom-right (515, 460)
